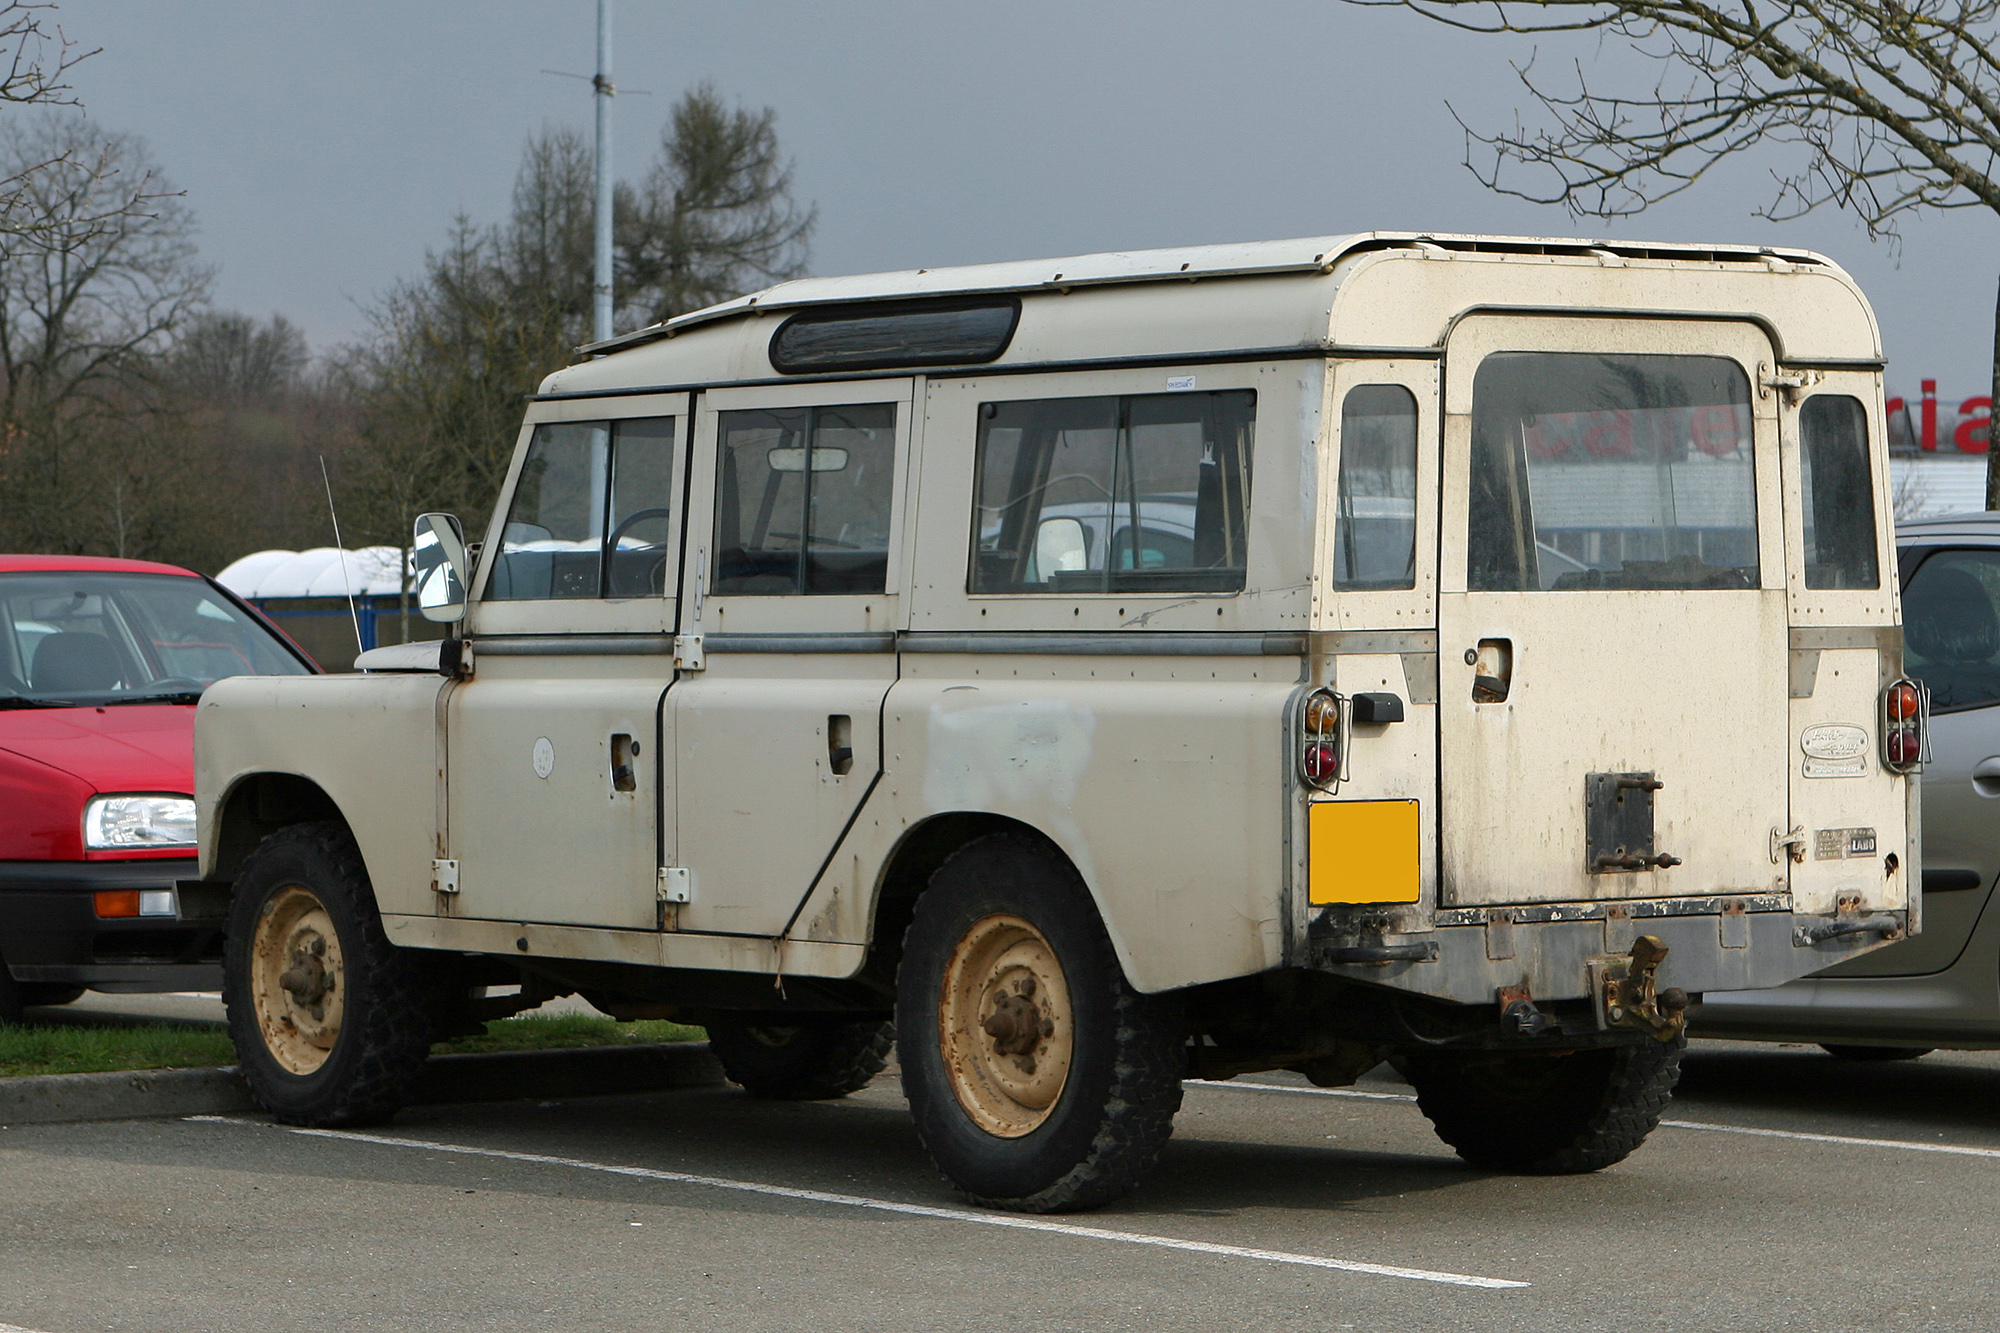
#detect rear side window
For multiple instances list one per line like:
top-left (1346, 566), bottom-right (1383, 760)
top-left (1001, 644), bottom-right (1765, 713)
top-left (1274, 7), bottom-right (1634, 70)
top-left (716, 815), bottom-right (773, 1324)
top-left (1334, 385), bottom-right (1419, 590)
top-left (1799, 395), bottom-right (1880, 590)
top-left (1903, 549), bottom-right (2000, 712)
top-left (712, 403), bottom-right (897, 596)
top-left (971, 390), bottom-right (1255, 594)
top-left (1468, 353), bottom-right (1758, 591)
top-left (488, 418), bottom-right (677, 601)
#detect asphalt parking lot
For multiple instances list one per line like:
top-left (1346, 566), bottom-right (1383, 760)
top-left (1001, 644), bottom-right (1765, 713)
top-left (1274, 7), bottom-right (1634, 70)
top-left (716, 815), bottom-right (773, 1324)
top-left (4, 1035), bottom-right (1999, 1333)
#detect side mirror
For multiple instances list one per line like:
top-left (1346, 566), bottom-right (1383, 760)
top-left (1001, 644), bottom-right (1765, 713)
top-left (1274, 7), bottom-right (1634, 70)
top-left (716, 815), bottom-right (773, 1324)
top-left (1034, 516), bottom-right (1089, 578)
top-left (412, 513), bottom-right (470, 623)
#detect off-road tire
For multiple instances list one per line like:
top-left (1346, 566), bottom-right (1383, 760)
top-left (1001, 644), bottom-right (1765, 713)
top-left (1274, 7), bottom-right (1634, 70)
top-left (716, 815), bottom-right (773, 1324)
top-left (898, 832), bottom-right (1184, 1213)
top-left (1397, 1034), bottom-right (1685, 1174)
top-left (222, 821), bottom-right (433, 1126)
top-left (707, 1018), bottom-right (895, 1099)
top-left (1820, 1043), bottom-right (1933, 1062)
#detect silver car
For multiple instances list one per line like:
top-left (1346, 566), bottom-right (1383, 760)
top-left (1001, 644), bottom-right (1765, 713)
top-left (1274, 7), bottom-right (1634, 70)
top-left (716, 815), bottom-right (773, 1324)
top-left (1697, 511), bottom-right (2000, 1056)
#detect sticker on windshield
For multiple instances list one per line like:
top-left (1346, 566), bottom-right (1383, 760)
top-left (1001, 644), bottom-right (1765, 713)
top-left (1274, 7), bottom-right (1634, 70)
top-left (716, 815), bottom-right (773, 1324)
top-left (1800, 723), bottom-right (1868, 778)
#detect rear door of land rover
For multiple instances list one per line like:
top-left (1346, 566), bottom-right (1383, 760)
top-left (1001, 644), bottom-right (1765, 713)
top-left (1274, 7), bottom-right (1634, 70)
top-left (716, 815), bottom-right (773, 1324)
top-left (1435, 316), bottom-right (1791, 908)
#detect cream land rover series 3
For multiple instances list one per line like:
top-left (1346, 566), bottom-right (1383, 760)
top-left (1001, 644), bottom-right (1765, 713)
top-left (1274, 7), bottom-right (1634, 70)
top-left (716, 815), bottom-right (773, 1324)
top-left (194, 232), bottom-right (1920, 1211)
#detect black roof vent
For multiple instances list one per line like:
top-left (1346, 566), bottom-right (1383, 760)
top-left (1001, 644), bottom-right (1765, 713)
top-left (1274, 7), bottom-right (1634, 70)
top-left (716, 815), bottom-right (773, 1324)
top-left (769, 298), bottom-right (1020, 374)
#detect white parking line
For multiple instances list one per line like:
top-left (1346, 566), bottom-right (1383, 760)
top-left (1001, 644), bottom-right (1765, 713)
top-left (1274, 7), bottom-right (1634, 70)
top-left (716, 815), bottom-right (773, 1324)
top-left (187, 1117), bottom-right (1526, 1290)
top-left (1191, 1076), bottom-right (2000, 1162)
top-left (0, 1323), bottom-right (54, 1333)
top-left (1659, 1118), bottom-right (2000, 1159)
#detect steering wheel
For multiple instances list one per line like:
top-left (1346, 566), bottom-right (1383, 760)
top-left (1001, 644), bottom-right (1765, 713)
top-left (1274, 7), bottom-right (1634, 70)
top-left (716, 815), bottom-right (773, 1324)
top-left (607, 507), bottom-right (673, 552)
top-left (605, 508), bottom-right (675, 596)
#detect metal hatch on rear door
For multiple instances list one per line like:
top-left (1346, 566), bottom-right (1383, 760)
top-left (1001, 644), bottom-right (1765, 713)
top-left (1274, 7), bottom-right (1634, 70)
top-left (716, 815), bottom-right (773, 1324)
top-left (1435, 315), bottom-right (1790, 907)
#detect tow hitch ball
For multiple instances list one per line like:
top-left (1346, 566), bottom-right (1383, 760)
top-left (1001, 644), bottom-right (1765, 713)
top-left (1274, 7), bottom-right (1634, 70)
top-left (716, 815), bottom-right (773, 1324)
top-left (1594, 935), bottom-right (1689, 1042)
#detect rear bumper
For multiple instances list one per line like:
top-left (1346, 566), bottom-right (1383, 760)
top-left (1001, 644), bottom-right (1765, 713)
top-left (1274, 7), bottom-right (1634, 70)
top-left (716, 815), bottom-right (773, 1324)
top-left (1305, 902), bottom-right (1909, 1007)
top-left (0, 859), bottom-right (223, 992)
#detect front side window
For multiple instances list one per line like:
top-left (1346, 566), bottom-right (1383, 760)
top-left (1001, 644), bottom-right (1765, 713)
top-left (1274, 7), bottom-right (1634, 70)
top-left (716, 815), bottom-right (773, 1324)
top-left (1799, 394), bottom-right (1880, 590)
top-left (1903, 549), bottom-right (2000, 712)
top-left (0, 572), bottom-right (308, 704)
top-left (488, 418), bottom-right (677, 601)
top-left (713, 403), bottom-right (897, 596)
top-left (1468, 353), bottom-right (1758, 591)
top-left (1334, 384), bottom-right (1419, 591)
top-left (971, 390), bottom-right (1255, 594)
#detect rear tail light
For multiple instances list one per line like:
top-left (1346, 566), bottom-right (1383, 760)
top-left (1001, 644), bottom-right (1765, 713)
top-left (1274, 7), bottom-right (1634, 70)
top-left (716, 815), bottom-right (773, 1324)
top-left (1882, 678), bottom-right (1928, 774)
top-left (1300, 686), bottom-right (1346, 793)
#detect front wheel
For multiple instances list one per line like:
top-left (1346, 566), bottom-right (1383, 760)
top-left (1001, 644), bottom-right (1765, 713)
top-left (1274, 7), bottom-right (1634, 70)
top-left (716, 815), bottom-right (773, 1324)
top-left (222, 821), bottom-right (433, 1126)
top-left (1397, 1035), bottom-right (1684, 1174)
top-left (707, 1018), bottom-right (895, 1099)
top-left (897, 833), bottom-right (1184, 1213)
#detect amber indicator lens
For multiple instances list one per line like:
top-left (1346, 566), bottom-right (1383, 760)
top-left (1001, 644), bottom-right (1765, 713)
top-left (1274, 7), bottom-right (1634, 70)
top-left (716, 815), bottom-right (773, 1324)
top-left (1304, 695), bottom-right (1338, 732)
top-left (1889, 682), bottom-right (1921, 721)
top-left (93, 889), bottom-right (141, 918)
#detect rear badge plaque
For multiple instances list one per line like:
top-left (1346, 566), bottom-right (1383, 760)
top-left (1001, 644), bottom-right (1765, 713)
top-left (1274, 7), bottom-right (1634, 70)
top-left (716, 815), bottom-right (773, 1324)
top-left (1814, 827), bottom-right (1878, 860)
top-left (1800, 723), bottom-right (1869, 778)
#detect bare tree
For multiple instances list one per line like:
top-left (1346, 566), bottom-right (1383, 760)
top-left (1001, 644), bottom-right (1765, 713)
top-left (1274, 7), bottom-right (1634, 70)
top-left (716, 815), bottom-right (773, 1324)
top-left (170, 311), bottom-right (308, 402)
top-left (0, 1), bottom-right (92, 105)
top-left (1354, 0), bottom-right (2000, 499)
top-left (343, 84), bottom-right (814, 548)
top-left (0, 114), bottom-right (211, 553)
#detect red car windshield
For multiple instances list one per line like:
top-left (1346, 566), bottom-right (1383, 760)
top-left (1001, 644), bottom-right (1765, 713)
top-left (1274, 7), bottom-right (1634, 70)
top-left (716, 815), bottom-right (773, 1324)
top-left (0, 571), bottom-right (309, 706)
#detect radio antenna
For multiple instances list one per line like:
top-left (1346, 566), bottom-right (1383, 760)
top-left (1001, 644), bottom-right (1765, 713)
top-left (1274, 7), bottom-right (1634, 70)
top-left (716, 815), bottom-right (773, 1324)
top-left (320, 455), bottom-right (363, 660)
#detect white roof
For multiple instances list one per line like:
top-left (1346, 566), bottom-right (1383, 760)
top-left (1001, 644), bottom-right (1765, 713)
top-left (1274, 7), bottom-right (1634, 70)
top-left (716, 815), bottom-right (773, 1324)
top-left (582, 230), bottom-right (1837, 354)
top-left (216, 547), bottom-right (405, 599)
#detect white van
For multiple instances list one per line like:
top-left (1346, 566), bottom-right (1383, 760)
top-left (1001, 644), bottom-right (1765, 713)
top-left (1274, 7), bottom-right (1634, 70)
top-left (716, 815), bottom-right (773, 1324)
top-left (195, 232), bottom-right (1920, 1211)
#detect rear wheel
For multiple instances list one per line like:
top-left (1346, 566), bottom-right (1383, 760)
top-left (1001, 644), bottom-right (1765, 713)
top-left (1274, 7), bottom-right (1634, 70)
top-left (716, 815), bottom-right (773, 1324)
top-left (897, 833), bottom-right (1184, 1213)
top-left (1397, 1034), bottom-right (1684, 1174)
top-left (222, 821), bottom-right (433, 1126)
top-left (1820, 1043), bottom-right (1933, 1061)
top-left (707, 1018), bottom-right (894, 1099)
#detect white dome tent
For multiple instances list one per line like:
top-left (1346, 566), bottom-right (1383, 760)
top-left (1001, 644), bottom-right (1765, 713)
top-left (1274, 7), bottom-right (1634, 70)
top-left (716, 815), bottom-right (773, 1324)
top-left (216, 546), bottom-right (437, 671)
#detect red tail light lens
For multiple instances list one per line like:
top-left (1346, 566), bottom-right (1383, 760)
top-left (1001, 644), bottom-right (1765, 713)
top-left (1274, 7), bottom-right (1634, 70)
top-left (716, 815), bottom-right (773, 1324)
top-left (1882, 677), bottom-right (1927, 774)
top-left (1304, 741), bottom-right (1339, 783)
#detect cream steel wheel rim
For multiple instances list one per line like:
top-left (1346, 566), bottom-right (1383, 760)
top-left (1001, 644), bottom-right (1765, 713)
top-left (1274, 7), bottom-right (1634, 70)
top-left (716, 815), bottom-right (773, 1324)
top-left (250, 884), bottom-right (346, 1075)
top-left (939, 913), bottom-right (1073, 1137)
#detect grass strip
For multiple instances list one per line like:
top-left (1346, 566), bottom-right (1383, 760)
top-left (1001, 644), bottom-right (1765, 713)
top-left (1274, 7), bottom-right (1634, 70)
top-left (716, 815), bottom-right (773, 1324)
top-left (0, 1012), bottom-right (706, 1078)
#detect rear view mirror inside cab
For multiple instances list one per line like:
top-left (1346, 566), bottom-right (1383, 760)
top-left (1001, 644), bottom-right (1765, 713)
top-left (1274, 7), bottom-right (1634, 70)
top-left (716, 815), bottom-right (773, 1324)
top-left (767, 446), bottom-right (849, 473)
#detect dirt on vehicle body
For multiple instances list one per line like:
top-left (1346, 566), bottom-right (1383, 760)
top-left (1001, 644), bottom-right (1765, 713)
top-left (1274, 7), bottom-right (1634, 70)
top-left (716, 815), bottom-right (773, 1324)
top-left (194, 232), bottom-right (1920, 1209)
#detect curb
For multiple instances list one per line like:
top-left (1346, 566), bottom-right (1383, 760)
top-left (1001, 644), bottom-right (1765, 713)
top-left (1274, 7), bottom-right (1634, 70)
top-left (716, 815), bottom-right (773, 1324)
top-left (0, 1041), bottom-right (724, 1126)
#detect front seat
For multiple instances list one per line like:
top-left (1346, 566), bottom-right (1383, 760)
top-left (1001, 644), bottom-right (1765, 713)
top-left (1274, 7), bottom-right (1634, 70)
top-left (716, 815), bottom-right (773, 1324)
top-left (1904, 564), bottom-right (2000, 710)
top-left (30, 632), bottom-right (125, 694)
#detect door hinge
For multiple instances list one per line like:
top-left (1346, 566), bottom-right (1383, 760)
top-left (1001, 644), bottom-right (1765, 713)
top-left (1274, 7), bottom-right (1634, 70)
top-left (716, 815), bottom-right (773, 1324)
top-left (431, 859), bottom-right (460, 894)
top-left (658, 866), bottom-right (694, 904)
top-left (1770, 825), bottom-right (1807, 864)
top-left (673, 633), bottom-right (705, 671)
top-left (1758, 361), bottom-right (1823, 404)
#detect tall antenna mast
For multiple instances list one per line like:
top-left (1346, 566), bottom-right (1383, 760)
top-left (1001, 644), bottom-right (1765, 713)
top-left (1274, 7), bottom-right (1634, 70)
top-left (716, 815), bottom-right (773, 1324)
top-left (592, 0), bottom-right (615, 344)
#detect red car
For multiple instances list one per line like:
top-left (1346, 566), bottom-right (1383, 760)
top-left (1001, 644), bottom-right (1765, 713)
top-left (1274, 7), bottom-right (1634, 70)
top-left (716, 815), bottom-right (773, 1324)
top-left (0, 554), bottom-right (317, 1020)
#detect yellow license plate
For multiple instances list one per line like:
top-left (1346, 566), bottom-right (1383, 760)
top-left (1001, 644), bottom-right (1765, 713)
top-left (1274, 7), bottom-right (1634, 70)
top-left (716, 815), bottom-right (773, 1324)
top-left (1308, 800), bottom-right (1420, 905)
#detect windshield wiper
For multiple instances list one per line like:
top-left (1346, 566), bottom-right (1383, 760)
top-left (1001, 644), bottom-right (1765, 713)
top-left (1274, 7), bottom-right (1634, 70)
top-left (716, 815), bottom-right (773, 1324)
top-left (102, 691), bottom-right (204, 706)
top-left (0, 696), bottom-right (81, 709)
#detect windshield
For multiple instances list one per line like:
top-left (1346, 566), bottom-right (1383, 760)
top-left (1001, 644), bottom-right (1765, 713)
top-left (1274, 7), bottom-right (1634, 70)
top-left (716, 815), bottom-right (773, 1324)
top-left (0, 571), bottom-right (310, 706)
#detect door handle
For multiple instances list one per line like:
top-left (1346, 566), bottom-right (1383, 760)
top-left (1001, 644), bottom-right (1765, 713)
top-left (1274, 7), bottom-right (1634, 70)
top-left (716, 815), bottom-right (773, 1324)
top-left (1973, 756), bottom-right (2000, 798)
top-left (1468, 638), bottom-right (1512, 703)
top-left (828, 714), bottom-right (854, 776)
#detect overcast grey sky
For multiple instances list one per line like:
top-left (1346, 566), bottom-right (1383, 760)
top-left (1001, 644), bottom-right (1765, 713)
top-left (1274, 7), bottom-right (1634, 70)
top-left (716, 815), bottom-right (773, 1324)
top-left (51, 0), bottom-right (1998, 400)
